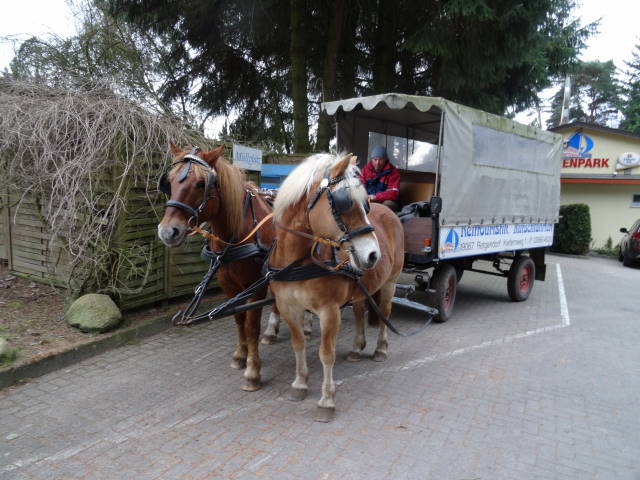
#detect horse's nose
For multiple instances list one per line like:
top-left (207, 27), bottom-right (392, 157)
top-left (171, 227), bottom-right (181, 239)
top-left (367, 251), bottom-right (379, 267)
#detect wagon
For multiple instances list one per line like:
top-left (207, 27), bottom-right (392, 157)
top-left (321, 93), bottom-right (562, 322)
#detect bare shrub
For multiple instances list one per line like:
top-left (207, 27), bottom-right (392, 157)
top-left (0, 78), bottom-right (208, 297)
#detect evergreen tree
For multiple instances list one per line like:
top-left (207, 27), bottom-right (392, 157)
top-left (10, 0), bottom-right (594, 151)
top-left (620, 43), bottom-right (640, 134)
top-left (546, 60), bottom-right (622, 128)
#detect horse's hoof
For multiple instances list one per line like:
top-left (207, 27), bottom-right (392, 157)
top-left (261, 335), bottom-right (277, 345)
top-left (230, 359), bottom-right (246, 369)
top-left (241, 379), bottom-right (261, 392)
top-left (314, 406), bottom-right (335, 423)
top-left (372, 351), bottom-right (387, 362)
top-left (345, 351), bottom-right (362, 362)
top-left (287, 387), bottom-right (308, 402)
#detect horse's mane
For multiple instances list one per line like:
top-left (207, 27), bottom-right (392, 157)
top-left (273, 153), bottom-right (366, 221)
top-left (169, 155), bottom-right (247, 238)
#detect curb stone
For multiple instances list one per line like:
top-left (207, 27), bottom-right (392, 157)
top-left (0, 299), bottom-right (223, 391)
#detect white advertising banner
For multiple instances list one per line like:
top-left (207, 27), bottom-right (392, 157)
top-left (232, 144), bottom-right (262, 171)
top-left (438, 223), bottom-right (555, 259)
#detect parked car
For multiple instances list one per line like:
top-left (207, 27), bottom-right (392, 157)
top-left (618, 219), bottom-right (640, 267)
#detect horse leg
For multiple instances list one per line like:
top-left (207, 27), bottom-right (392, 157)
top-left (372, 283), bottom-right (393, 362)
top-left (346, 301), bottom-right (366, 362)
top-left (242, 305), bottom-right (262, 391)
top-left (280, 304), bottom-right (308, 402)
top-left (230, 312), bottom-right (248, 369)
top-left (315, 305), bottom-right (341, 422)
top-left (261, 304), bottom-right (280, 345)
top-left (303, 311), bottom-right (313, 338)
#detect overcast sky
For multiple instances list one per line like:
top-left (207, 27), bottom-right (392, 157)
top-left (1, 0), bottom-right (638, 126)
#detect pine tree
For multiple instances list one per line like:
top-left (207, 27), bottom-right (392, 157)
top-left (546, 60), bottom-right (622, 128)
top-left (620, 43), bottom-right (640, 134)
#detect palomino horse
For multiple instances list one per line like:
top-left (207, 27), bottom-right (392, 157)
top-left (270, 153), bottom-right (404, 422)
top-left (157, 144), bottom-right (280, 391)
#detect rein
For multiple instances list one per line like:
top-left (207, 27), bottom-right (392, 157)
top-left (192, 212), bottom-right (274, 247)
top-left (170, 161), bottom-right (433, 336)
top-left (274, 222), bottom-right (343, 248)
top-left (171, 189), bottom-right (271, 326)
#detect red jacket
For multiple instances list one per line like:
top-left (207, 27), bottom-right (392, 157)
top-left (359, 160), bottom-right (400, 203)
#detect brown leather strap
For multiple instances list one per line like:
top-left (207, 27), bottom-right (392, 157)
top-left (274, 222), bottom-right (343, 248)
top-left (192, 212), bottom-right (274, 247)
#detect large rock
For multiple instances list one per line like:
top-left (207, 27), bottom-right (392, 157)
top-left (66, 294), bottom-right (123, 333)
top-left (0, 337), bottom-right (16, 362)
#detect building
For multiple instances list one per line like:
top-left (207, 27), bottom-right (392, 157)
top-left (550, 122), bottom-right (640, 248)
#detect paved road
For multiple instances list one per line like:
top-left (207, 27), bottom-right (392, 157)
top-left (1, 254), bottom-right (639, 479)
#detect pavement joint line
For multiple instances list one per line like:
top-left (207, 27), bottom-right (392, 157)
top-left (338, 262), bottom-right (571, 385)
top-left (193, 351), bottom-right (217, 364)
top-left (3, 398), bottom-right (289, 474)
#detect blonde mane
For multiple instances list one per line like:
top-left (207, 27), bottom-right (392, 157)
top-left (273, 153), bottom-right (366, 221)
top-left (169, 155), bottom-right (247, 238)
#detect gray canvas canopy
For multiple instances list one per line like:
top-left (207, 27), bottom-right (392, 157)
top-left (322, 93), bottom-right (562, 227)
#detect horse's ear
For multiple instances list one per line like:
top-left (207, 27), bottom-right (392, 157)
top-left (202, 145), bottom-right (225, 166)
top-left (330, 153), bottom-right (354, 178)
top-left (169, 143), bottom-right (184, 157)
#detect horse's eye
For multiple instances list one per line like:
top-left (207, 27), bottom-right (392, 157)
top-left (196, 180), bottom-right (205, 189)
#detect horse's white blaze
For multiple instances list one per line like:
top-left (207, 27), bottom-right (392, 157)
top-left (157, 223), bottom-right (187, 247)
top-left (349, 231), bottom-right (380, 269)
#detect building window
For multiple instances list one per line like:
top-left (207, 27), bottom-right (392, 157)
top-left (632, 193), bottom-right (640, 208)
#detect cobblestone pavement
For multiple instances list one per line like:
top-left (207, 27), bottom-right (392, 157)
top-left (1, 254), bottom-right (639, 480)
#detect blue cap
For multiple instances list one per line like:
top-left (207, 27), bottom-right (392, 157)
top-left (370, 145), bottom-right (388, 159)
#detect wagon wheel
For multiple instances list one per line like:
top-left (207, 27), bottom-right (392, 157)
top-left (429, 264), bottom-right (457, 323)
top-left (507, 256), bottom-right (535, 302)
top-left (622, 250), bottom-right (636, 267)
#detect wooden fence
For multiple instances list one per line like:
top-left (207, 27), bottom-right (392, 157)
top-left (0, 152), bottom-right (303, 310)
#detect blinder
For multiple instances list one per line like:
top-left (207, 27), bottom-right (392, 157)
top-left (329, 186), bottom-right (370, 215)
top-left (157, 172), bottom-right (171, 195)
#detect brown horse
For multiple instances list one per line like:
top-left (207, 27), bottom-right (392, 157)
top-left (157, 144), bottom-right (278, 391)
top-left (269, 153), bottom-right (404, 422)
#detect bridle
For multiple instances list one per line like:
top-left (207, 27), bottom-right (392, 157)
top-left (157, 146), bottom-right (217, 226)
top-left (304, 167), bottom-right (374, 246)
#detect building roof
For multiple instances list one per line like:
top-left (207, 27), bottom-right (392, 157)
top-left (550, 122), bottom-right (640, 142)
top-left (261, 163), bottom-right (297, 176)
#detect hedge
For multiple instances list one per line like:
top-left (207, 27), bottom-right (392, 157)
top-left (552, 203), bottom-right (592, 255)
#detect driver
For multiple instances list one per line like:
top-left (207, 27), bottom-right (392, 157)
top-left (359, 145), bottom-right (400, 211)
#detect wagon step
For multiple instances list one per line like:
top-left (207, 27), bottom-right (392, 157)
top-left (394, 283), bottom-right (415, 298)
top-left (391, 296), bottom-right (439, 316)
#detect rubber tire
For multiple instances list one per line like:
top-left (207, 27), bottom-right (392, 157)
top-left (507, 256), bottom-right (535, 302)
top-left (618, 248), bottom-right (623, 262)
top-left (455, 266), bottom-right (464, 283)
top-left (429, 264), bottom-right (457, 323)
top-left (622, 251), bottom-right (635, 267)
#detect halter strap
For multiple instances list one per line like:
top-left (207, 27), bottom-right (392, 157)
top-left (304, 167), bottom-right (374, 243)
top-left (164, 146), bottom-right (217, 225)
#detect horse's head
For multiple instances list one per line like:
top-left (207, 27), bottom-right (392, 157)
top-left (276, 153), bottom-right (381, 269)
top-left (157, 144), bottom-right (224, 247)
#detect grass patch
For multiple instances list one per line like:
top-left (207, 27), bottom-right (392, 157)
top-left (592, 236), bottom-right (619, 257)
